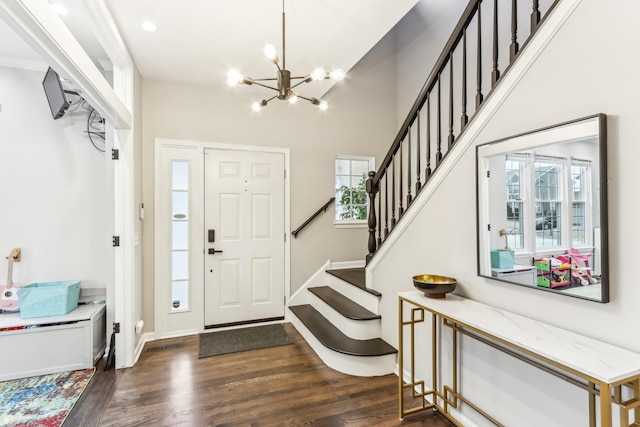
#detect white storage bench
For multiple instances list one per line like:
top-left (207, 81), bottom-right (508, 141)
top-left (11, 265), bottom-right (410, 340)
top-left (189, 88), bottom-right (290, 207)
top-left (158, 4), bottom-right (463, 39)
top-left (0, 303), bottom-right (106, 381)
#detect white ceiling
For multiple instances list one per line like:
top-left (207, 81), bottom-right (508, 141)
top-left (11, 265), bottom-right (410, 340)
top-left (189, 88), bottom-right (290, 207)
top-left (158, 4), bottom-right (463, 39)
top-left (0, 0), bottom-right (418, 99)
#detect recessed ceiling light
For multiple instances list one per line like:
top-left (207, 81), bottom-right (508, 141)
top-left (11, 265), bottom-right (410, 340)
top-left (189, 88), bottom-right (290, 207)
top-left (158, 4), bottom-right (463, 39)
top-left (50, 3), bottom-right (68, 15)
top-left (141, 21), bottom-right (157, 32)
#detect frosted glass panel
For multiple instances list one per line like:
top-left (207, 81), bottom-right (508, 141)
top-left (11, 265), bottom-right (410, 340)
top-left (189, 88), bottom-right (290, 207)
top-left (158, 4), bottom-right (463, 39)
top-left (172, 161), bottom-right (189, 190)
top-left (171, 280), bottom-right (189, 311)
top-left (172, 221), bottom-right (188, 250)
top-left (172, 251), bottom-right (188, 280)
top-left (172, 191), bottom-right (189, 220)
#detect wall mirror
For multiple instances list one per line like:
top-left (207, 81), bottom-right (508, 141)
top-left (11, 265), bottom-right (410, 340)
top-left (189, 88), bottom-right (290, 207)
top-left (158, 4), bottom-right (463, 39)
top-left (476, 114), bottom-right (608, 302)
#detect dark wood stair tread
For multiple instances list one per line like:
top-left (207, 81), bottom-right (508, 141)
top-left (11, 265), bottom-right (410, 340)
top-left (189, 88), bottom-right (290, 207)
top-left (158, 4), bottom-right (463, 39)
top-left (289, 305), bottom-right (396, 357)
top-left (308, 287), bottom-right (380, 321)
top-left (326, 268), bottom-right (382, 297)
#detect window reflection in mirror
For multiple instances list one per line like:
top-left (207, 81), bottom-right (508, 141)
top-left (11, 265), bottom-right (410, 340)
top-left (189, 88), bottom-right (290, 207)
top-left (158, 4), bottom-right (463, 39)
top-left (477, 114), bottom-right (608, 302)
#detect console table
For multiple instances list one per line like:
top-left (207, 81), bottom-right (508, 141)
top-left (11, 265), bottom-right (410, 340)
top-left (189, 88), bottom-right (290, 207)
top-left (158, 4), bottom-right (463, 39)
top-left (398, 291), bottom-right (640, 426)
top-left (0, 303), bottom-right (106, 381)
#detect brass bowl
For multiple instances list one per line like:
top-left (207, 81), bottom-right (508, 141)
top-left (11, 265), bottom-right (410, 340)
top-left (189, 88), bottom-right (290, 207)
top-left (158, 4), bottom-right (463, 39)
top-left (412, 274), bottom-right (457, 299)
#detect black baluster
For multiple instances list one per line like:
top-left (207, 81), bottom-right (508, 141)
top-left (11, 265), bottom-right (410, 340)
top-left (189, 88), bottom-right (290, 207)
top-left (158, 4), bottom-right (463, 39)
top-left (510, 0), bottom-right (519, 63)
top-left (407, 125), bottom-right (412, 208)
top-left (384, 171), bottom-right (390, 237)
top-left (416, 113), bottom-right (422, 194)
top-left (377, 181), bottom-right (382, 246)
top-left (476, 1), bottom-right (484, 109)
top-left (461, 29), bottom-right (469, 130)
top-left (391, 159), bottom-right (396, 228)
top-left (426, 94), bottom-right (432, 179)
top-left (448, 54), bottom-right (455, 149)
top-left (492, 0), bottom-right (500, 87)
top-left (531, 0), bottom-right (541, 33)
top-left (437, 77), bottom-right (443, 165)
top-left (398, 143), bottom-right (404, 218)
top-left (365, 171), bottom-right (377, 263)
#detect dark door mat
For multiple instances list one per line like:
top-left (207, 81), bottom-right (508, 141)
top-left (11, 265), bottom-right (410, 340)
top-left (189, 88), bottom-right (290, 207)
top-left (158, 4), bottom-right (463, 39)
top-left (198, 323), bottom-right (292, 358)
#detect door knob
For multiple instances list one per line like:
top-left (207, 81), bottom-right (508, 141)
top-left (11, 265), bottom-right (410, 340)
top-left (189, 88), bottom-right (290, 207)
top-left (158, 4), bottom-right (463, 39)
top-left (208, 248), bottom-right (223, 255)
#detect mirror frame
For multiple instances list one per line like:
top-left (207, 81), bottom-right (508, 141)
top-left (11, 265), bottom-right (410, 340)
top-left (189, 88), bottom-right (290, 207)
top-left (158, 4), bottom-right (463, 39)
top-left (476, 114), bottom-right (609, 303)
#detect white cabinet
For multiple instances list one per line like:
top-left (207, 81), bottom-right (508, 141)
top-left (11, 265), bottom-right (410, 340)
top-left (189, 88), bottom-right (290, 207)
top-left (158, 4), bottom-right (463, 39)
top-left (491, 264), bottom-right (537, 286)
top-left (0, 303), bottom-right (106, 381)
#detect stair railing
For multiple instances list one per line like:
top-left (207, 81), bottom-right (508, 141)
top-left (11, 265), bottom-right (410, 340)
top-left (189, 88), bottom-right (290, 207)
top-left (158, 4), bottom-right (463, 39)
top-left (292, 197), bottom-right (336, 238)
top-left (366, 0), bottom-right (559, 262)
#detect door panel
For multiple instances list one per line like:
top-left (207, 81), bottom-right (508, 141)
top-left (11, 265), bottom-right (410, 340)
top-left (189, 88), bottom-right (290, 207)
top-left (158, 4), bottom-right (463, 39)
top-left (204, 149), bottom-right (285, 327)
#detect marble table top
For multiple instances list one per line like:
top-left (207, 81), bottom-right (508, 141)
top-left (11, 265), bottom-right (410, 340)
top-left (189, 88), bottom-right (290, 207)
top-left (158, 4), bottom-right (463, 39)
top-left (400, 291), bottom-right (640, 384)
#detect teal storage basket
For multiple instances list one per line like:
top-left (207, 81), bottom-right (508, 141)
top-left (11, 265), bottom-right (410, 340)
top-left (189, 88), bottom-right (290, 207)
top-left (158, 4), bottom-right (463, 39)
top-left (18, 280), bottom-right (81, 319)
top-left (490, 249), bottom-right (514, 269)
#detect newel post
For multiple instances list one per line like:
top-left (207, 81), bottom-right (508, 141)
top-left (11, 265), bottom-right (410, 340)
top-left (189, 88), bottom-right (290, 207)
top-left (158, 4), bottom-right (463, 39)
top-left (366, 171), bottom-right (378, 264)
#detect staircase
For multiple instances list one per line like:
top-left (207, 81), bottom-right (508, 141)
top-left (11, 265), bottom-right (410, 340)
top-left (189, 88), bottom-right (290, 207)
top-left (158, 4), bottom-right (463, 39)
top-left (288, 0), bottom-right (565, 377)
top-left (288, 262), bottom-right (397, 377)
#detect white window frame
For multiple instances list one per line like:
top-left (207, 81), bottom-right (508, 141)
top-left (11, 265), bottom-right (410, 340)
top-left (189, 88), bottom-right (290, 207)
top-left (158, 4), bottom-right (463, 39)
top-left (334, 155), bottom-right (375, 229)
top-left (505, 154), bottom-right (593, 257)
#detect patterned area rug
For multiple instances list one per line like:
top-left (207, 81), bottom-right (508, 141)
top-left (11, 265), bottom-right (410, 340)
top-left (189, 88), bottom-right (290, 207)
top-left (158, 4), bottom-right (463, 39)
top-left (0, 368), bottom-right (94, 427)
top-left (199, 323), bottom-right (292, 358)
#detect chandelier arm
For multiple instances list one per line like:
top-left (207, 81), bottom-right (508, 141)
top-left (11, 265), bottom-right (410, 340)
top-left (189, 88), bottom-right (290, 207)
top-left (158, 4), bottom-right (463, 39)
top-left (296, 95), bottom-right (314, 102)
top-left (251, 77), bottom-right (278, 82)
top-left (289, 79), bottom-right (311, 90)
top-left (250, 81), bottom-right (280, 91)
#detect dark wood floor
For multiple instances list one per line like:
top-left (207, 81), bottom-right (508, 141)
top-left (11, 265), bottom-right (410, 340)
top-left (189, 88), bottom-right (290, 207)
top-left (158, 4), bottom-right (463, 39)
top-left (66, 323), bottom-right (454, 426)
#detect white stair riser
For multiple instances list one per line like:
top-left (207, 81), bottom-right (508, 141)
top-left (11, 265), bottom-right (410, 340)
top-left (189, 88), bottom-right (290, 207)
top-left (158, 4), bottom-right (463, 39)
top-left (290, 316), bottom-right (396, 377)
top-left (325, 275), bottom-right (379, 314)
top-left (308, 292), bottom-right (382, 340)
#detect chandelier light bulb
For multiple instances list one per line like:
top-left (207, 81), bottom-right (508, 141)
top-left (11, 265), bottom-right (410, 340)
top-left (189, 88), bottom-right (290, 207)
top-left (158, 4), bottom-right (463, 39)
top-left (226, 69), bottom-right (243, 87)
top-left (330, 69), bottom-right (346, 81)
top-left (252, 100), bottom-right (268, 112)
top-left (311, 67), bottom-right (327, 81)
top-left (319, 100), bottom-right (328, 111)
top-left (288, 94), bottom-right (298, 104)
top-left (263, 44), bottom-right (277, 62)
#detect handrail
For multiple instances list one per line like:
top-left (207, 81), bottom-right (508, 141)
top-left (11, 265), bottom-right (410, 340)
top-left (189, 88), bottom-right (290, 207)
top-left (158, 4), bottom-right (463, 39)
top-left (292, 197), bottom-right (335, 238)
top-left (365, 0), bottom-right (560, 263)
top-left (373, 0), bottom-right (481, 183)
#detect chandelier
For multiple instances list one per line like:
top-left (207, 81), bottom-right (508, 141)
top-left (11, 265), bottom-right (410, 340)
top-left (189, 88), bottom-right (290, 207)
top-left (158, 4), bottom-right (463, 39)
top-left (226, 0), bottom-right (345, 112)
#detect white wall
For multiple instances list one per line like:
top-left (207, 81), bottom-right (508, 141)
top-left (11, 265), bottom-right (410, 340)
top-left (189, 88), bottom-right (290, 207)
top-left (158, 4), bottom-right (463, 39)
top-left (372, 0), bottom-right (640, 425)
top-left (0, 66), bottom-right (109, 291)
top-left (395, 0), bottom-right (469, 125)
top-left (140, 31), bottom-right (399, 332)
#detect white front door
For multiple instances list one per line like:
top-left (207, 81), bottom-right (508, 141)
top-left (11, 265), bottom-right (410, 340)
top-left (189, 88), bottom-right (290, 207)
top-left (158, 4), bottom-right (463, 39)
top-left (204, 148), bottom-right (285, 327)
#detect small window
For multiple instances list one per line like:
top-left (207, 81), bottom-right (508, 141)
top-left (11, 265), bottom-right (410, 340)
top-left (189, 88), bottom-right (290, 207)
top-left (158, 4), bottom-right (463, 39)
top-left (534, 156), bottom-right (563, 248)
top-left (571, 159), bottom-right (591, 245)
top-left (505, 154), bottom-right (527, 249)
top-left (335, 156), bottom-right (374, 225)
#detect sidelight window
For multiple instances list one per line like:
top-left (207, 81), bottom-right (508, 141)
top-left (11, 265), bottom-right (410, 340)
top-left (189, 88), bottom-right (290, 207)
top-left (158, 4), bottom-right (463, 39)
top-left (171, 160), bottom-right (190, 312)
